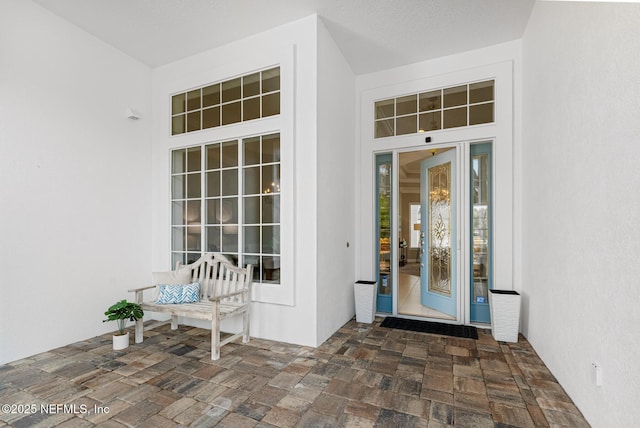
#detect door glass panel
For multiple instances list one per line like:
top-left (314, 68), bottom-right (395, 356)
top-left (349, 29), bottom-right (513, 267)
top-left (470, 143), bottom-right (492, 323)
top-left (472, 154), bottom-right (489, 302)
top-left (428, 162), bottom-right (452, 296)
top-left (375, 154), bottom-right (392, 313)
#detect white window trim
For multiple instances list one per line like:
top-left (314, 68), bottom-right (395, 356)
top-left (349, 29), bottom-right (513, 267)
top-left (358, 60), bottom-right (514, 325)
top-left (163, 45), bottom-right (296, 306)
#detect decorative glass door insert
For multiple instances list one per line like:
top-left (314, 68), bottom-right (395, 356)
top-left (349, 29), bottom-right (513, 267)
top-left (428, 162), bottom-right (452, 296)
top-left (420, 149), bottom-right (457, 318)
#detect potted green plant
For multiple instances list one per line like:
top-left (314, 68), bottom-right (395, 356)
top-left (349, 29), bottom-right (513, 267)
top-left (103, 300), bottom-right (144, 350)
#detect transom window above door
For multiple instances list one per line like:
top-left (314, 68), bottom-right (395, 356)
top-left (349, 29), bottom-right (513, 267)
top-left (171, 67), bottom-right (280, 135)
top-left (374, 80), bottom-right (494, 139)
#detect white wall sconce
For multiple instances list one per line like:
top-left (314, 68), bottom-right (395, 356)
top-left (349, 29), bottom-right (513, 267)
top-left (126, 107), bottom-right (140, 120)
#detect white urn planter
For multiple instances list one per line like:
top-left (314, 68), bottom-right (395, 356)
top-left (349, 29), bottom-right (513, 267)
top-left (489, 289), bottom-right (521, 343)
top-left (354, 280), bottom-right (377, 323)
top-left (112, 332), bottom-right (130, 350)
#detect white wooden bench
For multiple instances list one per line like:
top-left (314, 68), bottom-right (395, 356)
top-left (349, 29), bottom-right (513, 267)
top-left (130, 253), bottom-right (253, 360)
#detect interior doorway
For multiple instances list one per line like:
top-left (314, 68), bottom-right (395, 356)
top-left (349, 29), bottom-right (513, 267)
top-left (397, 148), bottom-right (456, 320)
top-left (375, 141), bottom-right (493, 324)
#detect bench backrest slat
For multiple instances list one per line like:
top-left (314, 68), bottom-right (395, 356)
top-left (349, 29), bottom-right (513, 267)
top-left (177, 253), bottom-right (251, 303)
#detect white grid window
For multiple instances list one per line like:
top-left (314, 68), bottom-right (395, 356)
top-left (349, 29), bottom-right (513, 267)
top-left (374, 80), bottom-right (494, 138)
top-left (171, 133), bottom-right (281, 284)
top-left (171, 67), bottom-right (280, 135)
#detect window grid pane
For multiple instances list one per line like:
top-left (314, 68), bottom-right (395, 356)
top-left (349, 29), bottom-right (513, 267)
top-left (170, 67), bottom-right (280, 136)
top-left (172, 133), bottom-right (280, 285)
top-left (374, 80), bottom-right (494, 139)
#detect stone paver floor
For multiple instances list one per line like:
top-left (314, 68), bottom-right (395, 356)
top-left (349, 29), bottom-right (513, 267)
top-left (0, 318), bottom-right (590, 427)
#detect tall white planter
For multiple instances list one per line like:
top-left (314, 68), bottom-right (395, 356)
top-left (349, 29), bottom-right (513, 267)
top-left (354, 280), bottom-right (376, 323)
top-left (489, 290), bottom-right (521, 342)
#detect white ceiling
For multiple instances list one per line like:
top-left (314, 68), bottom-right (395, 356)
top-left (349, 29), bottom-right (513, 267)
top-left (33, 0), bottom-right (535, 74)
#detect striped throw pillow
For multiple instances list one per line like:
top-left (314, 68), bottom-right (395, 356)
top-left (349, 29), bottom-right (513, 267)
top-left (156, 282), bottom-right (200, 304)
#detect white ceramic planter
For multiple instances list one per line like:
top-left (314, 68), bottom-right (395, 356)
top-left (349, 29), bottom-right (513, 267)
top-left (489, 290), bottom-right (521, 343)
top-left (354, 280), bottom-right (376, 323)
top-left (112, 332), bottom-right (130, 350)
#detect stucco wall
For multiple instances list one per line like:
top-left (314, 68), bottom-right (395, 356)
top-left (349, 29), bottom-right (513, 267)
top-left (521, 2), bottom-right (640, 426)
top-left (316, 18), bottom-right (357, 344)
top-left (0, 0), bottom-right (152, 364)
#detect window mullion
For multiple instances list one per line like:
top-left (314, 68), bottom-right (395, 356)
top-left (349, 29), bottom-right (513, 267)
top-left (238, 139), bottom-right (243, 270)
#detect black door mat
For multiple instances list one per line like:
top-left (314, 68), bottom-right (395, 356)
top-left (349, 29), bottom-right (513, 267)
top-left (380, 317), bottom-right (478, 339)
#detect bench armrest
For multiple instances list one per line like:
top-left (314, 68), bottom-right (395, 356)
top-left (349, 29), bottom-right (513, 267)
top-left (128, 285), bottom-right (156, 293)
top-left (209, 289), bottom-right (248, 302)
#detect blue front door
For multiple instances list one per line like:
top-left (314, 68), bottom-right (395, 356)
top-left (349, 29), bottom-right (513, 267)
top-left (420, 149), bottom-right (457, 318)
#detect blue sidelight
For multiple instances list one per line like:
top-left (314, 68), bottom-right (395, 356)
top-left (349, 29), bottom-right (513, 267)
top-left (469, 143), bottom-right (493, 323)
top-left (375, 153), bottom-right (392, 313)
